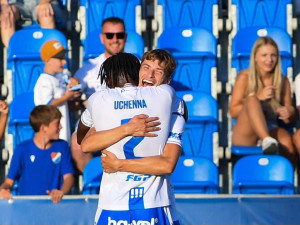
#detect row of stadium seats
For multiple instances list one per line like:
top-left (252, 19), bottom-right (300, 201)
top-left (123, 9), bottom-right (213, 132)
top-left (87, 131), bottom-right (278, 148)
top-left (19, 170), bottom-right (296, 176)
top-left (4, 0), bottom-right (300, 194)
top-left (82, 154), bottom-right (295, 195)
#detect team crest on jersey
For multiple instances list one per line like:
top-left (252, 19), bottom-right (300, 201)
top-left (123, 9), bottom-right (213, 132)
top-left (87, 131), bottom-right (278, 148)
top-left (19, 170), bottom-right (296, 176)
top-left (51, 152), bottom-right (61, 164)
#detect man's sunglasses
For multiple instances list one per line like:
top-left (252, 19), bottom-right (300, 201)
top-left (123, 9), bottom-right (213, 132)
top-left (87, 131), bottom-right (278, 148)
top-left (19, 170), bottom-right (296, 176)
top-left (104, 32), bottom-right (126, 39)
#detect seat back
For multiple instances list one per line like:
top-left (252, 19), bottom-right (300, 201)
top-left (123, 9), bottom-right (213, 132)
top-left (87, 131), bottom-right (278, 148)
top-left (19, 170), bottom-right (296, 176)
top-left (172, 156), bottom-right (219, 194)
top-left (158, 27), bottom-right (217, 94)
top-left (157, 0), bottom-right (218, 32)
top-left (83, 29), bottom-right (144, 64)
top-left (82, 157), bottom-right (103, 194)
top-left (8, 92), bottom-right (35, 150)
top-left (176, 91), bottom-right (218, 160)
top-left (231, 0), bottom-right (292, 33)
top-left (79, 0), bottom-right (142, 37)
top-left (233, 155), bottom-right (294, 194)
top-left (7, 27), bottom-right (68, 97)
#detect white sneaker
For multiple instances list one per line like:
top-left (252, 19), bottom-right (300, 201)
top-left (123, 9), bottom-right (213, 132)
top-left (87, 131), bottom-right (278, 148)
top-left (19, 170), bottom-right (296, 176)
top-left (262, 137), bottom-right (279, 155)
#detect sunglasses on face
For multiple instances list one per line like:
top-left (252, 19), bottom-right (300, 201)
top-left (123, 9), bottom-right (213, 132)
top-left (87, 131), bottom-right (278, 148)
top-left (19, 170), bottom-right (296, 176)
top-left (104, 32), bottom-right (126, 39)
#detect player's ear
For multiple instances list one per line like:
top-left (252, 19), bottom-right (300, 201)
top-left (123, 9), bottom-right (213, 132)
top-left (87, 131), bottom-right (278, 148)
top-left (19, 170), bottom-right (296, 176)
top-left (167, 78), bottom-right (171, 84)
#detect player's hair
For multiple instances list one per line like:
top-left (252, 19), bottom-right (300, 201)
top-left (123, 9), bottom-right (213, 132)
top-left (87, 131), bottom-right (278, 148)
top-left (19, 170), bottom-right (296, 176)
top-left (30, 105), bottom-right (62, 132)
top-left (98, 52), bottom-right (140, 88)
top-left (101, 17), bottom-right (126, 31)
top-left (141, 49), bottom-right (176, 83)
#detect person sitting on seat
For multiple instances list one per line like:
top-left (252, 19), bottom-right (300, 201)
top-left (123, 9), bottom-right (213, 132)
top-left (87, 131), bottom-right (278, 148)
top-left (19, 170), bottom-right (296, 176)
top-left (230, 36), bottom-right (297, 167)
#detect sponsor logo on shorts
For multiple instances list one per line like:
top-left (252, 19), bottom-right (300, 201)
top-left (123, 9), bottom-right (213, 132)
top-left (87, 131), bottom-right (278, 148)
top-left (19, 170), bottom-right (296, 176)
top-left (126, 174), bottom-right (151, 182)
top-left (108, 217), bottom-right (158, 225)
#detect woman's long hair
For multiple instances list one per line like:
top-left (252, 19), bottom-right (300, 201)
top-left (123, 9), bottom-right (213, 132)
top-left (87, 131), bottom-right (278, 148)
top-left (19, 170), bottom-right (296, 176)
top-left (248, 36), bottom-right (282, 111)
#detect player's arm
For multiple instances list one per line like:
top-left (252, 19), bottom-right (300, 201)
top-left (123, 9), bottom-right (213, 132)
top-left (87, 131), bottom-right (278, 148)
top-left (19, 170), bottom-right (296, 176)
top-left (102, 143), bottom-right (181, 175)
top-left (81, 114), bottom-right (161, 153)
top-left (101, 114), bottom-right (185, 175)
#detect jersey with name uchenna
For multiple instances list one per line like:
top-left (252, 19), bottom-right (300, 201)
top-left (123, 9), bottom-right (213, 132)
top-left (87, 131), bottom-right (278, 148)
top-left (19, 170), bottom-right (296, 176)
top-left (84, 84), bottom-right (178, 210)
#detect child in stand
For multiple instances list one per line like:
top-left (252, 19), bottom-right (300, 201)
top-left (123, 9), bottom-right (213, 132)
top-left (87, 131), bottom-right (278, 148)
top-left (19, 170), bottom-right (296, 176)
top-left (0, 105), bottom-right (74, 203)
top-left (34, 40), bottom-right (81, 143)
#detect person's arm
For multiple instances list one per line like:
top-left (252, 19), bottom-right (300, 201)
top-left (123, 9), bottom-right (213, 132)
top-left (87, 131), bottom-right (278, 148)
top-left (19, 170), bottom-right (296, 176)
top-left (101, 143), bottom-right (181, 175)
top-left (0, 100), bottom-right (9, 144)
top-left (229, 71), bottom-right (249, 118)
top-left (0, 178), bottom-right (14, 199)
top-left (276, 76), bottom-right (295, 124)
top-left (101, 114), bottom-right (185, 175)
top-left (46, 173), bottom-right (74, 204)
top-left (81, 114), bottom-right (161, 153)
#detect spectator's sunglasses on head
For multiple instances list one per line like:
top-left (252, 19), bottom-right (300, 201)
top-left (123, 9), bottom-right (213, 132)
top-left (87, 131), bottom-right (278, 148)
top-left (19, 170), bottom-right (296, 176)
top-left (104, 32), bottom-right (126, 39)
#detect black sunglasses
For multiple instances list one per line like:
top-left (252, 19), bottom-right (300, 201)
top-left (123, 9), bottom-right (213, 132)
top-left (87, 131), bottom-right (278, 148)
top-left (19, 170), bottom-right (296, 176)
top-left (104, 32), bottom-right (126, 39)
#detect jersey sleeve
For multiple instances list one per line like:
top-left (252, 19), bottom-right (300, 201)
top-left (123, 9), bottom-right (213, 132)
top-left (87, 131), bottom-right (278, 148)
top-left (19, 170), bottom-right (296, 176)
top-left (6, 144), bottom-right (23, 180)
top-left (34, 78), bottom-right (53, 105)
top-left (80, 109), bottom-right (93, 127)
top-left (167, 113), bottom-right (185, 147)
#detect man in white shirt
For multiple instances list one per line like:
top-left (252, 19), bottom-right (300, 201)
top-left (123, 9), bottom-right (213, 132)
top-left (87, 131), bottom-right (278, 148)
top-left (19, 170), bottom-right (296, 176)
top-left (71, 17), bottom-right (128, 173)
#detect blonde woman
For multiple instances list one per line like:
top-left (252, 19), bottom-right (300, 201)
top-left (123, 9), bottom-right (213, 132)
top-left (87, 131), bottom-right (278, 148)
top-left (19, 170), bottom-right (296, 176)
top-left (230, 36), bottom-right (297, 166)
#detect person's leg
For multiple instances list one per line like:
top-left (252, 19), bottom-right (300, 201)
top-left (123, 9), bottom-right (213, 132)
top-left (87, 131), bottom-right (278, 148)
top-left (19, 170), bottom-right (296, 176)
top-left (0, 4), bottom-right (19, 47)
top-left (34, 1), bottom-right (56, 28)
top-left (293, 129), bottom-right (300, 156)
top-left (271, 128), bottom-right (298, 167)
top-left (70, 132), bottom-right (93, 173)
top-left (233, 95), bottom-right (271, 145)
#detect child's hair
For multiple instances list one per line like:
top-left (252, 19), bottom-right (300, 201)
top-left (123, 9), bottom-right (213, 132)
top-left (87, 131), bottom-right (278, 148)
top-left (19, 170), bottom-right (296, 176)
top-left (98, 52), bottom-right (140, 88)
top-left (30, 105), bottom-right (62, 132)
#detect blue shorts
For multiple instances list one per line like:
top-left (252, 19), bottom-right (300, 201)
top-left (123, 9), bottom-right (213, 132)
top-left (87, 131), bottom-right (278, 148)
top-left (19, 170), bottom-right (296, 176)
top-left (95, 206), bottom-right (180, 225)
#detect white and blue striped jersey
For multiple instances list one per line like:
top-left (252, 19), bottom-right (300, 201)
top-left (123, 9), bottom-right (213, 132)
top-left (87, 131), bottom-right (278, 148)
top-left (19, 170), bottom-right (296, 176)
top-left (83, 84), bottom-right (182, 211)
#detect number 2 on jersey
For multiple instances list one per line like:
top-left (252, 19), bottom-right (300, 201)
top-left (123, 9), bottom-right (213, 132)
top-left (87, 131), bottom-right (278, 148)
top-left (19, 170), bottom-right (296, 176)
top-left (121, 119), bottom-right (144, 159)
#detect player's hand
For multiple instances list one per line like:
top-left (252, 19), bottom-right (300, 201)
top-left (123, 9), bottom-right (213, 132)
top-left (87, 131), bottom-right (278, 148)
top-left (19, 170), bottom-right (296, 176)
top-left (0, 188), bottom-right (12, 199)
top-left (36, 1), bottom-right (54, 18)
top-left (47, 189), bottom-right (64, 203)
top-left (125, 114), bottom-right (161, 137)
top-left (257, 86), bottom-right (276, 101)
top-left (0, 3), bottom-right (14, 29)
top-left (0, 100), bottom-right (9, 115)
top-left (101, 150), bottom-right (119, 173)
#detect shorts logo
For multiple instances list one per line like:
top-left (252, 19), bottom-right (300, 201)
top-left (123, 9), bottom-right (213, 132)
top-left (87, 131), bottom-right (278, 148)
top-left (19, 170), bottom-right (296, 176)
top-left (108, 217), bottom-right (157, 225)
top-left (51, 152), bottom-right (61, 164)
top-left (126, 174), bottom-right (151, 182)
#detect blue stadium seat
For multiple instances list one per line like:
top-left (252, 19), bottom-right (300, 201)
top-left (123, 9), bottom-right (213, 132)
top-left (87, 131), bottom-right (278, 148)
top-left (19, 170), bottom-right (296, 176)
top-left (82, 157), bottom-right (103, 194)
top-left (7, 26), bottom-right (68, 98)
top-left (176, 91), bottom-right (218, 160)
top-left (230, 0), bottom-right (293, 35)
top-left (158, 27), bottom-right (217, 95)
top-left (232, 155), bottom-right (294, 194)
top-left (153, 0), bottom-right (220, 48)
top-left (83, 29), bottom-right (144, 63)
top-left (79, 0), bottom-right (143, 39)
top-left (156, 0), bottom-right (218, 33)
top-left (172, 156), bottom-right (219, 194)
top-left (8, 92), bottom-right (35, 150)
top-left (232, 26), bottom-right (292, 77)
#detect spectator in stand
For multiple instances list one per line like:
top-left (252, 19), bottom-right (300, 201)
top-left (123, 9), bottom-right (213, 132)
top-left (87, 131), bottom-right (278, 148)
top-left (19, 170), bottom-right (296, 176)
top-left (0, 105), bottom-right (74, 203)
top-left (71, 17), bottom-right (127, 173)
top-left (230, 36), bottom-right (297, 167)
top-left (0, 0), bottom-right (65, 47)
top-left (0, 100), bottom-right (8, 145)
top-left (34, 40), bottom-right (81, 143)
